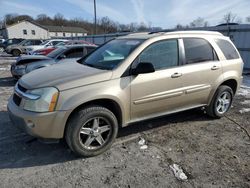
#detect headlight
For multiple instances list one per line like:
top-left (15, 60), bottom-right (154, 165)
top-left (22, 87), bottom-right (59, 112)
top-left (15, 65), bottom-right (26, 70)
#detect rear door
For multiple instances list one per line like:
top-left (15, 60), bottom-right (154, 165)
top-left (179, 37), bottom-right (223, 107)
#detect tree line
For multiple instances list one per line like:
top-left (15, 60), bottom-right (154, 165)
top-left (0, 12), bottom-right (250, 34)
top-left (0, 13), bottom-right (151, 34)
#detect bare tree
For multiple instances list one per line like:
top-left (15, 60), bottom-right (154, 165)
top-left (189, 17), bottom-right (209, 28)
top-left (54, 13), bottom-right (66, 26)
top-left (0, 13), bottom-right (153, 35)
top-left (36, 14), bottom-right (53, 25)
top-left (137, 22), bottom-right (148, 32)
top-left (98, 17), bottom-right (117, 33)
top-left (3, 14), bottom-right (33, 25)
top-left (221, 12), bottom-right (242, 24)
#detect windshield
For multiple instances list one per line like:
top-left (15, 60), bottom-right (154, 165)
top-left (18, 40), bottom-right (27, 45)
top-left (20, 40), bottom-right (36, 46)
top-left (47, 47), bottom-right (67, 58)
top-left (55, 42), bottom-right (66, 47)
top-left (41, 40), bottom-right (50, 45)
top-left (18, 40), bottom-right (32, 46)
top-left (82, 39), bottom-right (143, 70)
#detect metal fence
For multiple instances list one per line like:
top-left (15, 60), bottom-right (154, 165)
top-left (64, 32), bottom-right (130, 45)
top-left (66, 24), bottom-right (250, 69)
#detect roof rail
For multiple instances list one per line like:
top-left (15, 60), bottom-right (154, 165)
top-left (148, 29), bottom-right (169, 34)
top-left (149, 30), bottom-right (223, 36)
top-left (127, 32), bottom-right (149, 36)
top-left (166, 30), bottom-right (223, 36)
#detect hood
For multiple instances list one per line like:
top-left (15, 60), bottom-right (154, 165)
top-left (19, 62), bottom-right (113, 91)
top-left (25, 45), bottom-right (44, 50)
top-left (25, 59), bottom-right (56, 73)
top-left (25, 45), bottom-right (41, 48)
top-left (16, 55), bottom-right (51, 65)
top-left (7, 44), bottom-right (19, 48)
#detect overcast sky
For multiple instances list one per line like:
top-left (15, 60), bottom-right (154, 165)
top-left (0, 0), bottom-right (249, 28)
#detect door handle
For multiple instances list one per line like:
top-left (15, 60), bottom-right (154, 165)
top-left (171, 72), bottom-right (182, 78)
top-left (211, 65), bottom-right (220, 70)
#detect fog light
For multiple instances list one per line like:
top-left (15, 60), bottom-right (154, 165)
top-left (27, 120), bottom-right (35, 128)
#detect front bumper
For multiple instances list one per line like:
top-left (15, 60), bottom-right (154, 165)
top-left (7, 97), bottom-right (70, 139)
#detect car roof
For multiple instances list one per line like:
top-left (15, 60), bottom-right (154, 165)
top-left (118, 30), bottom-right (224, 40)
top-left (64, 44), bottom-right (97, 48)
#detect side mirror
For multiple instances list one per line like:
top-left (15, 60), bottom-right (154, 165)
top-left (132, 62), bottom-right (155, 75)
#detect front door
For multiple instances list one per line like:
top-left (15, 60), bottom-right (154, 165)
top-left (130, 39), bottom-right (185, 121)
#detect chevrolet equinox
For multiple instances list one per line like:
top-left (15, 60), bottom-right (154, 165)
top-left (8, 31), bottom-right (243, 156)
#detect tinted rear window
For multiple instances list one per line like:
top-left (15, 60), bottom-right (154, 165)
top-left (215, 39), bottom-right (239, 60)
top-left (183, 38), bottom-right (217, 64)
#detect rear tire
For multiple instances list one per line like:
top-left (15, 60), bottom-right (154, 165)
top-left (206, 85), bottom-right (233, 118)
top-left (12, 49), bottom-right (21, 56)
top-left (65, 106), bottom-right (118, 157)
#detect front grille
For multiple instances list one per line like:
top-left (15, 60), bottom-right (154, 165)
top-left (18, 84), bottom-right (27, 92)
top-left (13, 93), bottom-right (22, 106)
top-left (13, 83), bottom-right (27, 106)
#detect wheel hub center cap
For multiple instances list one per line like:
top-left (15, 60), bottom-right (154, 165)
top-left (90, 129), bottom-right (99, 137)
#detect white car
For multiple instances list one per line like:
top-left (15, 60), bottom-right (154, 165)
top-left (24, 39), bottom-right (68, 54)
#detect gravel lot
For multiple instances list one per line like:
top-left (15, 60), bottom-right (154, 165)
top-left (0, 54), bottom-right (250, 188)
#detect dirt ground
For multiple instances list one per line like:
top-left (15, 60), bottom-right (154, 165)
top-left (0, 55), bottom-right (250, 188)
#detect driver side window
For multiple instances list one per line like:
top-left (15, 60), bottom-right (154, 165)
top-left (139, 39), bottom-right (178, 70)
top-left (64, 48), bottom-right (85, 58)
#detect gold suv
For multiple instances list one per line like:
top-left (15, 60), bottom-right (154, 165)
top-left (8, 31), bottom-right (243, 156)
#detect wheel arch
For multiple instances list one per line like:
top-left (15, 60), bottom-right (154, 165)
top-left (208, 78), bottom-right (238, 106)
top-left (64, 98), bottom-right (123, 137)
top-left (11, 48), bottom-right (21, 54)
top-left (219, 79), bottom-right (238, 94)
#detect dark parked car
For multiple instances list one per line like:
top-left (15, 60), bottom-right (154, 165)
top-left (11, 45), bottom-right (96, 79)
top-left (0, 38), bottom-right (24, 52)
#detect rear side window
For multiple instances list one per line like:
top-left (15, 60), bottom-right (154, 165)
top-left (183, 38), bottom-right (217, 64)
top-left (86, 47), bottom-right (96, 54)
top-left (139, 39), bottom-right (178, 70)
top-left (34, 40), bottom-right (42, 45)
top-left (215, 39), bottom-right (239, 60)
top-left (64, 48), bottom-right (84, 58)
top-left (52, 41), bottom-right (62, 46)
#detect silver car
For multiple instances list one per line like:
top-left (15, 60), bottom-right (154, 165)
top-left (11, 45), bottom-right (96, 79)
top-left (6, 39), bottom-right (43, 56)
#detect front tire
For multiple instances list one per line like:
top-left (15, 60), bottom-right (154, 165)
top-left (206, 85), bottom-right (233, 118)
top-left (65, 106), bottom-right (118, 157)
top-left (12, 49), bottom-right (21, 56)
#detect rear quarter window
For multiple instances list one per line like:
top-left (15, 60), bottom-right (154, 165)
top-left (215, 39), bottom-right (239, 60)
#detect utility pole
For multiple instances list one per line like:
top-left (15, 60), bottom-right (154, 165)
top-left (94, 0), bottom-right (97, 35)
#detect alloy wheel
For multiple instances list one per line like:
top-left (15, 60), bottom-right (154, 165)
top-left (216, 91), bottom-right (231, 114)
top-left (79, 117), bottom-right (111, 150)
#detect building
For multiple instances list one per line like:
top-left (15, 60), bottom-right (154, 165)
top-left (0, 20), bottom-right (88, 40)
top-left (46, 25), bottom-right (87, 38)
top-left (0, 20), bottom-right (49, 39)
